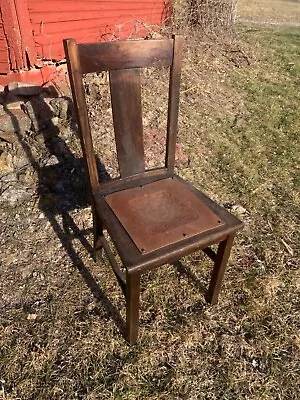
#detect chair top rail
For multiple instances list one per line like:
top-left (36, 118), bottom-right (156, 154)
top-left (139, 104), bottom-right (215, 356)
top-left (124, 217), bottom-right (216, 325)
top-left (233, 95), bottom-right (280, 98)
top-left (76, 39), bottom-right (174, 73)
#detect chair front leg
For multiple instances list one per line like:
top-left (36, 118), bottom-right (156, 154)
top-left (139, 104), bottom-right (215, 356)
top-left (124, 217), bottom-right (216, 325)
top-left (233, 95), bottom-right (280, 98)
top-left (206, 233), bottom-right (235, 305)
top-left (126, 271), bottom-right (141, 345)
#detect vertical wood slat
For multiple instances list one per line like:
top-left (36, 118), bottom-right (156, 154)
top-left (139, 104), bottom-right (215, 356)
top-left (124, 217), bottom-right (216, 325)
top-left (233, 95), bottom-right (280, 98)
top-left (126, 271), bottom-right (141, 345)
top-left (0, 21), bottom-right (9, 73)
top-left (109, 68), bottom-right (145, 178)
top-left (1, 0), bottom-right (23, 70)
top-left (63, 38), bottom-right (99, 192)
top-left (165, 34), bottom-right (184, 171)
top-left (13, 0), bottom-right (37, 67)
top-left (206, 234), bottom-right (235, 304)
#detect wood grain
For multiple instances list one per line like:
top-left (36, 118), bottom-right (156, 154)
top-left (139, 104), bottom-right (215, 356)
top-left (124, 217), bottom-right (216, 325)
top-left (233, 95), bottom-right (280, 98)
top-left (110, 68), bottom-right (145, 177)
top-left (63, 38), bottom-right (99, 192)
top-left (78, 39), bottom-right (173, 73)
top-left (165, 34), bottom-right (184, 171)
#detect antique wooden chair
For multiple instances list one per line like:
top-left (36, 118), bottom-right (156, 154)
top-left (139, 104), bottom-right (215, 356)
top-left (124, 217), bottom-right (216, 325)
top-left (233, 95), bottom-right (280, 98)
top-left (64, 35), bottom-right (243, 344)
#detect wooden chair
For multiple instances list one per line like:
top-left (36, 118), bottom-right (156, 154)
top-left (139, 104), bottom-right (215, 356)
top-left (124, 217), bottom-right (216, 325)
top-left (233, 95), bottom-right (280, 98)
top-left (63, 35), bottom-right (243, 345)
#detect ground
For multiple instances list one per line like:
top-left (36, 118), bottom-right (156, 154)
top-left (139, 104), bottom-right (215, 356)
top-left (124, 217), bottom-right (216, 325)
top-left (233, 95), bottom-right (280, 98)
top-left (237, 0), bottom-right (300, 25)
top-left (0, 2), bottom-right (300, 400)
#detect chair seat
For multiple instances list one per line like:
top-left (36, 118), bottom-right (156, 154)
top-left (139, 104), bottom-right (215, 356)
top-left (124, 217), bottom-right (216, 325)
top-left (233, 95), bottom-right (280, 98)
top-left (95, 174), bottom-right (242, 273)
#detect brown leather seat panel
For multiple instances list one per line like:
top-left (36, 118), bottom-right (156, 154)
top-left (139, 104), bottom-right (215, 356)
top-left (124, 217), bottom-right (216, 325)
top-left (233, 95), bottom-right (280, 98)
top-left (105, 177), bottom-right (224, 253)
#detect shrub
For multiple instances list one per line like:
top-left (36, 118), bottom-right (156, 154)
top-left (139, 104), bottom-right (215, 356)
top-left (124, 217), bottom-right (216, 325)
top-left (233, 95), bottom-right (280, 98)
top-left (170, 0), bottom-right (237, 36)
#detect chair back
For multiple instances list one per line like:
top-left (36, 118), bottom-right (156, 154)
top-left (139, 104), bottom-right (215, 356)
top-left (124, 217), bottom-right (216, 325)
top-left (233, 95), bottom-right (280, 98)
top-left (63, 35), bottom-right (183, 192)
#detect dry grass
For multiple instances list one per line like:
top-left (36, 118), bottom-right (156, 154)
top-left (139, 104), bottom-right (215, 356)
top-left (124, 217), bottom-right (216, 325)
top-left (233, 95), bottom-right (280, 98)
top-left (1, 16), bottom-right (300, 400)
top-left (238, 0), bottom-right (300, 24)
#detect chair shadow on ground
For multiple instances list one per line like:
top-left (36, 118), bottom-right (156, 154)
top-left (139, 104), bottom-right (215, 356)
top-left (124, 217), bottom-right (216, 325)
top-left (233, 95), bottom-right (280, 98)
top-left (3, 86), bottom-right (126, 335)
top-left (173, 260), bottom-right (207, 295)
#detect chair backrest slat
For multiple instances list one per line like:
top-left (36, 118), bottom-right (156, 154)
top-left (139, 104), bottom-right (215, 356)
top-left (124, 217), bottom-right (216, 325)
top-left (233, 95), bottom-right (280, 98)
top-left (109, 68), bottom-right (145, 178)
top-left (78, 39), bottom-right (174, 73)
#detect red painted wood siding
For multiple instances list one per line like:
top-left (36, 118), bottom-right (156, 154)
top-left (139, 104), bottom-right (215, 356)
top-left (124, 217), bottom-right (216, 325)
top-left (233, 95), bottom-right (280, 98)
top-left (27, 0), bottom-right (170, 60)
top-left (0, 0), bottom-right (37, 74)
top-left (0, 15), bottom-right (10, 74)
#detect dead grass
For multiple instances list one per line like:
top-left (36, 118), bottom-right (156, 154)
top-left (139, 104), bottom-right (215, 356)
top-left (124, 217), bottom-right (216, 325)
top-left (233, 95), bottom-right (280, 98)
top-left (0, 23), bottom-right (300, 400)
top-left (171, 0), bottom-right (237, 36)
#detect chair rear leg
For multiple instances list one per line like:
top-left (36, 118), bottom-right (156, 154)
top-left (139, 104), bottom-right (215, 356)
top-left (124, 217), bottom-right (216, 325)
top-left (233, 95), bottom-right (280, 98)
top-left (206, 234), bottom-right (235, 305)
top-left (93, 209), bottom-right (104, 261)
top-left (126, 271), bottom-right (141, 345)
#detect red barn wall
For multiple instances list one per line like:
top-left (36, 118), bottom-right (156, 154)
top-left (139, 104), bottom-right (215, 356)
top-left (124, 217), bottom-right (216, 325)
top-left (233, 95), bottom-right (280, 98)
top-left (0, 0), bottom-right (37, 76)
top-left (27, 0), bottom-right (170, 60)
top-left (0, 15), bottom-right (9, 74)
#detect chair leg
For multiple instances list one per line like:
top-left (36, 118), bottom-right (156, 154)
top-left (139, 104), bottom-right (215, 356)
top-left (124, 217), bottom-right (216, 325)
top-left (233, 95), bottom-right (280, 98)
top-left (93, 209), bottom-right (103, 262)
top-left (126, 271), bottom-right (141, 345)
top-left (206, 234), bottom-right (235, 305)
